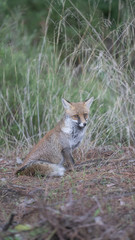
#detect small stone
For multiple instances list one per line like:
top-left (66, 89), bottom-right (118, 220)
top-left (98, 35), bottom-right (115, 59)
top-left (95, 216), bottom-right (104, 226)
top-left (16, 157), bottom-right (23, 164)
top-left (1, 178), bottom-right (6, 182)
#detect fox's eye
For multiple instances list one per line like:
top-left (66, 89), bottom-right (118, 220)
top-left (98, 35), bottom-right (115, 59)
top-left (84, 113), bottom-right (88, 119)
top-left (73, 115), bottom-right (78, 119)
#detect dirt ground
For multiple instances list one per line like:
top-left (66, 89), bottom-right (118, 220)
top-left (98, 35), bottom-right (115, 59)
top-left (0, 145), bottom-right (135, 240)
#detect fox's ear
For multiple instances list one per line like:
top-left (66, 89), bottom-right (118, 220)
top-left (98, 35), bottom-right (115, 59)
top-left (85, 97), bottom-right (94, 108)
top-left (62, 98), bottom-right (72, 109)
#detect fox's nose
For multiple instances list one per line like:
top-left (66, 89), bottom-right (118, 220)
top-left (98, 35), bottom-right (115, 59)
top-left (79, 122), bottom-right (86, 128)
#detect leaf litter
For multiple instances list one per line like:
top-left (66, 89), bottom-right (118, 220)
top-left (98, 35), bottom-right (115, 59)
top-left (0, 145), bottom-right (135, 239)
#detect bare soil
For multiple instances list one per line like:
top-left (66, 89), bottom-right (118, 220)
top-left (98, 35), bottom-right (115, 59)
top-left (0, 145), bottom-right (135, 240)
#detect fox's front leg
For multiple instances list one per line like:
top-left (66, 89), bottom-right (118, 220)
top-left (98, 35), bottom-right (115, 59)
top-left (62, 148), bottom-right (75, 170)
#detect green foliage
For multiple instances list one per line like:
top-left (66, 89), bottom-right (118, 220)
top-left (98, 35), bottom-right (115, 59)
top-left (15, 224), bottom-right (32, 231)
top-left (0, 0), bottom-right (128, 48)
top-left (94, 208), bottom-right (100, 217)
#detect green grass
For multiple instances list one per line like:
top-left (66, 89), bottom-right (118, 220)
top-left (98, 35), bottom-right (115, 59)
top-left (0, 2), bottom-right (135, 152)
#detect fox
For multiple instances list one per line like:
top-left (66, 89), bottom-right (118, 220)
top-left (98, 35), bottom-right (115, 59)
top-left (16, 97), bottom-right (94, 177)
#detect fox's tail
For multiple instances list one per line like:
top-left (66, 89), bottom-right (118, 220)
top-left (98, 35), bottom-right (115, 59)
top-left (15, 160), bottom-right (65, 177)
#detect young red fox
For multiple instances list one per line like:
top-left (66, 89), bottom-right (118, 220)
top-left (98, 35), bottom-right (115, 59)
top-left (16, 98), bottom-right (94, 177)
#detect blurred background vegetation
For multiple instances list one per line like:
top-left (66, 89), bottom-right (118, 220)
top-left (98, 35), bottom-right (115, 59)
top-left (0, 0), bottom-right (135, 151)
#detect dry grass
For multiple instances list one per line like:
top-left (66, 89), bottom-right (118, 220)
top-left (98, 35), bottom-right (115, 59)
top-left (1, 2), bottom-right (135, 149)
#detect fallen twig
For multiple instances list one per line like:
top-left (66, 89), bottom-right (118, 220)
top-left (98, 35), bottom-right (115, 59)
top-left (3, 212), bottom-right (16, 231)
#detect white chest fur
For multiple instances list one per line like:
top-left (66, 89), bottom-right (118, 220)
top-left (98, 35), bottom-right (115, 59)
top-left (62, 117), bottom-right (86, 150)
top-left (71, 126), bottom-right (86, 149)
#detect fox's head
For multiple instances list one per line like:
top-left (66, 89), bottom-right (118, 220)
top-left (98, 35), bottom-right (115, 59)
top-left (62, 98), bottom-right (94, 129)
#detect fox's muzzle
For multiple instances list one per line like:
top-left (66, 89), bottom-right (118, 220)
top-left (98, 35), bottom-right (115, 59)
top-left (78, 122), bottom-right (86, 128)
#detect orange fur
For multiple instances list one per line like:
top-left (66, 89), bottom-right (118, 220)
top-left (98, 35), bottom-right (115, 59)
top-left (16, 98), bottom-right (93, 177)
